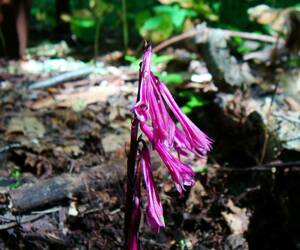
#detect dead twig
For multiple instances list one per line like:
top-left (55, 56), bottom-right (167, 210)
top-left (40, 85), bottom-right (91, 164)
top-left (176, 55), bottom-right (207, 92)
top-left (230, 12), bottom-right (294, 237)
top-left (7, 161), bottom-right (124, 213)
top-left (0, 207), bottom-right (61, 231)
top-left (28, 67), bottom-right (95, 90)
top-left (153, 26), bottom-right (279, 53)
top-left (0, 214), bottom-right (44, 230)
top-left (272, 112), bottom-right (300, 124)
top-left (259, 65), bottom-right (280, 164)
top-left (218, 160), bottom-right (300, 172)
top-left (0, 143), bottom-right (22, 154)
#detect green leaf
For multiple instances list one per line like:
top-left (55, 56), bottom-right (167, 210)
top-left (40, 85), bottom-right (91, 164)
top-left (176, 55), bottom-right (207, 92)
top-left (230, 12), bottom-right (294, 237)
top-left (194, 165), bottom-right (208, 173)
top-left (237, 45), bottom-right (253, 54)
top-left (153, 5), bottom-right (174, 14)
top-left (135, 11), bottom-right (151, 30)
top-left (9, 166), bottom-right (22, 189)
top-left (187, 95), bottom-right (209, 108)
top-left (124, 55), bottom-right (138, 63)
top-left (154, 4), bottom-right (196, 31)
top-left (152, 54), bottom-right (174, 64)
top-left (9, 181), bottom-right (21, 190)
top-left (159, 72), bottom-right (183, 85)
top-left (124, 55), bottom-right (140, 70)
top-left (172, 9), bottom-right (187, 30)
top-left (179, 90), bottom-right (192, 98)
top-left (139, 14), bottom-right (173, 43)
top-left (181, 105), bottom-right (192, 114)
top-left (179, 91), bottom-right (210, 113)
top-left (10, 167), bottom-right (21, 178)
top-left (71, 12), bottom-right (96, 42)
top-left (142, 16), bottom-right (163, 30)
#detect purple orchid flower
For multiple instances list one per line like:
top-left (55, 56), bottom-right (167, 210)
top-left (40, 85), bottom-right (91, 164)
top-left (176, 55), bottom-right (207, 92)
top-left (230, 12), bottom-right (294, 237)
top-left (126, 43), bottom-right (212, 249)
top-left (133, 45), bottom-right (212, 154)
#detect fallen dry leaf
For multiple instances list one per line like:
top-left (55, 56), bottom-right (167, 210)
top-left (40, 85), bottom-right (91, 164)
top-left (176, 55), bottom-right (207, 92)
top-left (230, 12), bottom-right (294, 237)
top-left (221, 199), bottom-right (250, 235)
top-left (186, 181), bottom-right (207, 211)
top-left (6, 116), bottom-right (45, 138)
top-left (30, 85), bottom-right (119, 109)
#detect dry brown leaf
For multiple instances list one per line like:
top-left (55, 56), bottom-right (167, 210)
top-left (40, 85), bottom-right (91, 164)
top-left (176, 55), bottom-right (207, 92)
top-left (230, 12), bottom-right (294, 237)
top-left (6, 116), bottom-right (45, 138)
top-left (186, 181), bottom-right (207, 211)
top-left (221, 199), bottom-right (250, 235)
top-left (30, 85), bottom-right (119, 109)
top-left (284, 96), bottom-right (300, 111)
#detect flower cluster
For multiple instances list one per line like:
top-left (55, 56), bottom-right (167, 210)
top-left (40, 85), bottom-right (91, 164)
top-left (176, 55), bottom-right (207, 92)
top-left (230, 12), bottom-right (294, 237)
top-left (129, 44), bottom-right (212, 248)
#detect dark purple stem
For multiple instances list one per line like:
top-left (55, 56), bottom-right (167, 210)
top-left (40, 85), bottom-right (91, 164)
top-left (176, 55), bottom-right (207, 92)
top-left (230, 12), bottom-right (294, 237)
top-left (124, 62), bottom-right (143, 249)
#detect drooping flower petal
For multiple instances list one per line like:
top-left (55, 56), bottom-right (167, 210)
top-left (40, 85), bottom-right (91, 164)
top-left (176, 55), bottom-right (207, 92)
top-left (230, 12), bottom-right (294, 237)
top-left (173, 127), bottom-right (191, 156)
top-left (157, 80), bottom-right (213, 156)
top-left (147, 74), bottom-right (175, 146)
top-left (141, 144), bottom-right (165, 231)
top-left (156, 142), bottom-right (195, 193)
top-left (141, 123), bottom-right (195, 194)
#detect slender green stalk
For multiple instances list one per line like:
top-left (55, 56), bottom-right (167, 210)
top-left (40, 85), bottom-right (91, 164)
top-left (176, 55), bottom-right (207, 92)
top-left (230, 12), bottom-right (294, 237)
top-left (121, 0), bottom-right (128, 53)
top-left (0, 26), bottom-right (7, 57)
top-left (94, 17), bottom-right (101, 58)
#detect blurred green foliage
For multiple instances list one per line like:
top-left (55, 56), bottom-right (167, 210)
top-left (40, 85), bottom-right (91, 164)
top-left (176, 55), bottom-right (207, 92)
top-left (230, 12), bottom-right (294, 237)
top-left (179, 90), bottom-right (210, 114)
top-left (125, 53), bottom-right (184, 85)
top-left (29, 0), bottom-right (299, 125)
top-left (31, 0), bottom-right (56, 29)
top-left (30, 0), bottom-right (299, 48)
top-left (9, 166), bottom-right (21, 189)
top-left (135, 4), bottom-right (197, 43)
top-left (216, 0), bottom-right (300, 30)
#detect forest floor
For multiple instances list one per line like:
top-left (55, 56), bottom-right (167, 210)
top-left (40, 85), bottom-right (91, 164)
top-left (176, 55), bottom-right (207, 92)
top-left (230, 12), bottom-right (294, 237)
top-left (0, 38), bottom-right (299, 250)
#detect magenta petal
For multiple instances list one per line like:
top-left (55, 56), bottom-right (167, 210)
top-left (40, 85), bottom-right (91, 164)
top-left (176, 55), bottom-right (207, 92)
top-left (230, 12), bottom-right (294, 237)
top-left (132, 44), bottom-right (152, 123)
top-left (141, 145), bottom-right (165, 231)
top-left (132, 78), bottom-right (149, 123)
top-left (173, 127), bottom-right (191, 156)
top-left (157, 80), bottom-right (213, 155)
top-left (156, 142), bottom-right (195, 194)
top-left (132, 45), bottom-right (175, 147)
top-left (147, 75), bottom-right (175, 146)
top-left (141, 123), bottom-right (195, 194)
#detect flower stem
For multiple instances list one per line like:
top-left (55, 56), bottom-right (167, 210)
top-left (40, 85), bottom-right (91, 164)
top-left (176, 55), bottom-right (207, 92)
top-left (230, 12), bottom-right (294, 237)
top-left (125, 65), bottom-right (142, 249)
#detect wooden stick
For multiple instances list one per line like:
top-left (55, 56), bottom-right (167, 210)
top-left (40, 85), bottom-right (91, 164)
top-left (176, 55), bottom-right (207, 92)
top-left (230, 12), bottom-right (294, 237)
top-left (153, 26), bottom-right (279, 53)
top-left (153, 29), bottom-right (198, 53)
top-left (0, 214), bottom-right (44, 230)
top-left (8, 161), bottom-right (124, 213)
top-left (223, 30), bottom-right (278, 43)
top-left (217, 161), bottom-right (300, 172)
top-left (28, 67), bottom-right (95, 90)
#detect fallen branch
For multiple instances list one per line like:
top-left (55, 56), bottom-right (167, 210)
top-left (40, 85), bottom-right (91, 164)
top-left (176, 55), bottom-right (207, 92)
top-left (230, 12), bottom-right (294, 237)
top-left (218, 160), bottom-right (300, 172)
top-left (0, 143), bottom-right (22, 154)
top-left (0, 214), bottom-right (44, 230)
top-left (272, 112), bottom-right (300, 124)
top-left (153, 29), bottom-right (198, 53)
top-left (153, 25), bottom-right (279, 53)
top-left (8, 161), bottom-right (125, 213)
top-left (28, 67), bottom-right (95, 90)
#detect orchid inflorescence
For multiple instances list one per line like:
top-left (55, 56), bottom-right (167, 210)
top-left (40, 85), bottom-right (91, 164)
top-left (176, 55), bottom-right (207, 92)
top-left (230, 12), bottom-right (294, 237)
top-left (126, 43), bottom-right (212, 249)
